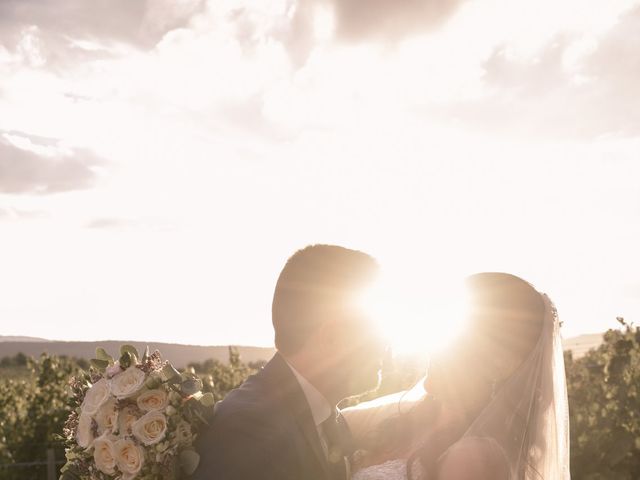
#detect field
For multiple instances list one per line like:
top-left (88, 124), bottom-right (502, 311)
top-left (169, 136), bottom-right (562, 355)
top-left (1, 324), bottom-right (638, 480)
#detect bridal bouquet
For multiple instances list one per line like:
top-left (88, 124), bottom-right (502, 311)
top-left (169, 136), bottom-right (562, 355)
top-left (60, 345), bottom-right (214, 480)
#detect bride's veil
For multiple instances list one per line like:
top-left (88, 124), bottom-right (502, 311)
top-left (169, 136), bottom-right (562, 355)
top-left (460, 293), bottom-right (571, 479)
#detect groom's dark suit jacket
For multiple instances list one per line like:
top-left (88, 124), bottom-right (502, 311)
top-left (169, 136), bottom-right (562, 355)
top-left (192, 353), bottom-right (341, 480)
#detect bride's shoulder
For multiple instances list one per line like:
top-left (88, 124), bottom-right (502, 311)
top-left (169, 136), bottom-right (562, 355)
top-left (437, 437), bottom-right (509, 480)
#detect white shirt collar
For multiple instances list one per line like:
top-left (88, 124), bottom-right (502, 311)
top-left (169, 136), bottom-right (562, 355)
top-left (284, 358), bottom-right (333, 427)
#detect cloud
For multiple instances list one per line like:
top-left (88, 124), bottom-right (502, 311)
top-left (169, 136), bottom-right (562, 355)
top-left (0, 207), bottom-right (46, 221)
top-left (0, 0), bottom-right (206, 68)
top-left (440, 5), bottom-right (640, 138)
top-left (0, 131), bottom-right (104, 194)
top-left (330, 0), bottom-right (465, 42)
top-left (85, 217), bottom-right (179, 232)
top-left (219, 93), bottom-right (295, 141)
top-left (85, 218), bottom-right (134, 229)
top-left (284, 0), bottom-right (465, 66)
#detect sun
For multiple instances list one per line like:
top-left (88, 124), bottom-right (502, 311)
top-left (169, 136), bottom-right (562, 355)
top-left (357, 272), bottom-right (469, 356)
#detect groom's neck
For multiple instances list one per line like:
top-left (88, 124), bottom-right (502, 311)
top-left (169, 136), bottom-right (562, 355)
top-left (280, 350), bottom-right (339, 406)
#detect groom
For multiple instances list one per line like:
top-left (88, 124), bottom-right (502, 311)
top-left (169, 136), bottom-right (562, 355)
top-left (192, 244), bottom-right (384, 480)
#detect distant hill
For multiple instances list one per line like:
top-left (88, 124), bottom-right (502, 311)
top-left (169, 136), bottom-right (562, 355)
top-left (0, 336), bottom-right (50, 342)
top-left (0, 340), bottom-right (275, 368)
top-left (0, 334), bottom-right (604, 366)
top-left (563, 333), bottom-right (604, 358)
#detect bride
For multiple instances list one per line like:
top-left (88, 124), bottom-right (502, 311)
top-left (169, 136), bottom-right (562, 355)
top-left (344, 272), bottom-right (571, 480)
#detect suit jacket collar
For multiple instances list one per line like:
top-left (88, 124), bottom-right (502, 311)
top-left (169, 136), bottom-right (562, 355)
top-left (283, 357), bottom-right (333, 427)
top-left (262, 353), bottom-right (333, 479)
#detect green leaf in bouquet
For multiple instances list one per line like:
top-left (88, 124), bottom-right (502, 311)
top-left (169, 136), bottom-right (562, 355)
top-left (120, 345), bottom-right (139, 366)
top-left (161, 364), bottom-right (182, 383)
top-left (180, 377), bottom-right (203, 396)
top-left (59, 469), bottom-right (80, 480)
top-left (179, 449), bottom-right (200, 476)
top-left (184, 392), bottom-right (202, 409)
top-left (95, 347), bottom-right (113, 363)
top-left (90, 358), bottom-right (109, 372)
top-left (119, 351), bottom-right (134, 369)
top-left (120, 344), bottom-right (139, 359)
top-left (141, 345), bottom-right (150, 363)
top-left (199, 392), bottom-right (215, 407)
top-left (145, 374), bottom-right (162, 389)
top-left (193, 408), bottom-right (211, 426)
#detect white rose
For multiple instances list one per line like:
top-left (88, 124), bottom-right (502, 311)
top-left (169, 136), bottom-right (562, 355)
top-left (114, 438), bottom-right (144, 477)
top-left (95, 398), bottom-right (118, 435)
top-left (136, 389), bottom-right (168, 412)
top-left (117, 406), bottom-right (138, 436)
top-left (132, 411), bottom-right (167, 446)
top-left (93, 434), bottom-right (117, 475)
top-left (110, 366), bottom-right (146, 399)
top-left (81, 378), bottom-right (110, 415)
top-left (76, 412), bottom-right (95, 449)
top-left (105, 361), bottom-right (122, 378)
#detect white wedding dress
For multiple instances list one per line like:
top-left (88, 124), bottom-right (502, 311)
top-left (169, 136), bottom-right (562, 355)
top-left (352, 459), bottom-right (409, 480)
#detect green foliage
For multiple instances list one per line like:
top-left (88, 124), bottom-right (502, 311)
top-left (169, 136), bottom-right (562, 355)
top-left (0, 353), bottom-right (27, 369)
top-left (0, 354), bottom-right (82, 480)
top-left (3, 327), bottom-right (640, 479)
top-left (0, 348), bottom-right (259, 479)
top-left (188, 347), bottom-right (261, 403)
top-left (567, 318), bottom-right (640, 480)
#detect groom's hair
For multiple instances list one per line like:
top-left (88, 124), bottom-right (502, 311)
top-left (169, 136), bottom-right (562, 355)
top-left (272, 244), bottom-right (378, 355)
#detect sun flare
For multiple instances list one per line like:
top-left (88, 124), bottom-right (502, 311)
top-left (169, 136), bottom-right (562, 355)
top-left (358, 273), bottom-right (469, 356)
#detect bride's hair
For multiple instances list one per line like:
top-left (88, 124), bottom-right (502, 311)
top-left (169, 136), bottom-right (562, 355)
top-left (398, 273), bottom-right (546, 479)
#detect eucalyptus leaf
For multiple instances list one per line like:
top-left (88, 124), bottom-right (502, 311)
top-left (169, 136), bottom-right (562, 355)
top-left (161, 364), bottom-right (181, 382)
top-left (145, 375), bottom-right (161, 389)
top-left (193, 408), bottom-right (211, 426)
top-left (119, 351), bottom-right (133, 369)
top-left (120, 344), bottom-right (139, 360)
top-left (199, 392), bottom-right (215, 407)
top-left (141, 345), bottom-right (150, 363)
top-left (59, 471), bottom-right (80, 480)
top-left (90, 358), bottom-right (109, 372)
top-left (181, 377), bottom-right (203, 396)
top-left (95, 347), bottom-right (113, 363)
top-left (179, 449), bottom-right (200, 476)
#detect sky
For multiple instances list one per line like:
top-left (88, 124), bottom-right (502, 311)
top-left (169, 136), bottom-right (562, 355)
top-left (0, 0), bottom-right (639, 349)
